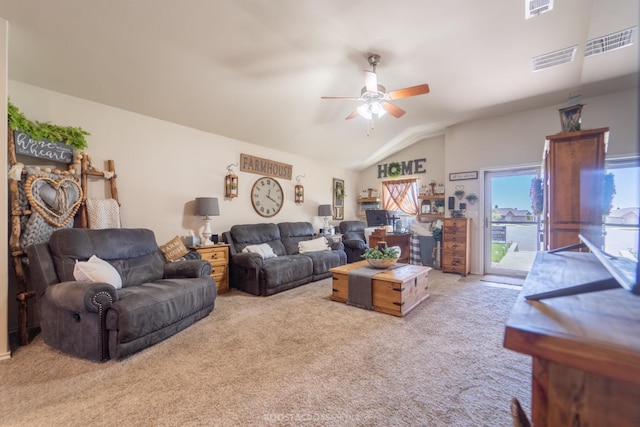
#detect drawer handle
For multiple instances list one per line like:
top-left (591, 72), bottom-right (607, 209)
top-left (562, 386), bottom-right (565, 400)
top-left (392, 287), bottom-right (404, 292)
top-left (393, 301), bottom-right (405, 307)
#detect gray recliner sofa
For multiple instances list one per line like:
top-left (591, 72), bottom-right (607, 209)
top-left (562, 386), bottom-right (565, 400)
top-left (27, 228), bottom-right (217, 362)
top-left (223, 222), bottom-right (347, 296)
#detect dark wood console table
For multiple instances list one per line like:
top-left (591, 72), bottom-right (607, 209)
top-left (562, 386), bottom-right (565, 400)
top-left (504, 251), bottom-right (640, 426)
top-left (368, 232), bottom-right (410, 264)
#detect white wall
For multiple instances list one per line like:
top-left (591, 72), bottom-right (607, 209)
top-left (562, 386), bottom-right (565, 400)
top-left (1, 18), bottom-right (10, 360)
top-left (357, 134), bottom-right (446, 197)
top-left (4, 81), bottom-right (359, 334)
top-left (8, 81), bottom-right (359, 241)
top-left (355, 89), bottom-right (638, 274)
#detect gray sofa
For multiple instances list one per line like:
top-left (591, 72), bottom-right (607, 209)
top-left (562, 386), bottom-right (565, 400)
top-left (27, 228), bottom-right (217, 362)
top-left (223, 222), bottom-right (347, 296)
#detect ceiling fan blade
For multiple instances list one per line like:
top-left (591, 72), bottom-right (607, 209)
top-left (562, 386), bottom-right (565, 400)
top-left (321, 96), bottom-right (359, 100)
top-left (381, 101), bottom-right (405, 118)
top-left (345, 110), bottom-right (359, 120)
top-left (364, 70), bottom-right (378, 92)
top-left (387, 84), bottom-right (430, 100)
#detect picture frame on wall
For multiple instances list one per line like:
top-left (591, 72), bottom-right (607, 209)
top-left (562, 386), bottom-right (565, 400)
top-left (332, 178), bottom-right (345, 220)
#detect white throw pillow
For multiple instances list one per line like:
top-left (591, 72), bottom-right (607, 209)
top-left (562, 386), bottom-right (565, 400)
top-left (298, 236), bottom-right (330, 253)
top-left (242, 243), bottom-right (277, 259)
top-left (73, 255), bottom-right (123, 289)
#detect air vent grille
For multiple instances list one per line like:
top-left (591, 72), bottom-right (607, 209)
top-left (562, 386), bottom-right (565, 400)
top-left (526, 0), bottom-right (554, 19)
top-left (585, 27), bottom-right (637, 57)
top-left (532, 46), bottom-right (577, 71)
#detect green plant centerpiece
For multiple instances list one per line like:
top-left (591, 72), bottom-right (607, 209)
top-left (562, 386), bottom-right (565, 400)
top-left (362, 246), bottom-right (400, 268)
top-left (8, 100), bottom-right (90, 150)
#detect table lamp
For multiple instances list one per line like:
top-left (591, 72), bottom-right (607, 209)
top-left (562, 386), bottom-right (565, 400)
top-left (195, 197), bottom-right (220, 245)
top-left (318, 204), bottom-right (332, 234)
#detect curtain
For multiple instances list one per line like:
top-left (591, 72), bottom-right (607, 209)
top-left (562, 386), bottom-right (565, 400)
top-left (382, 179), bottom-right (420, 215)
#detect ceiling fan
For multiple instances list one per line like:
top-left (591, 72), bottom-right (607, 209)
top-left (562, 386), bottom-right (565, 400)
top-left (322, 54), bottom-right (430, 121)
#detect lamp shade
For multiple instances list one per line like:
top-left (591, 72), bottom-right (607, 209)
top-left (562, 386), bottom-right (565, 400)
top-left (195, 197), bottom-right (220, 216)
top-left (318, 204), bottom-right (332, 217)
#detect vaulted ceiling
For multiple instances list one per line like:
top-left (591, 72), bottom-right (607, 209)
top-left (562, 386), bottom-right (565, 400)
top-left (1, 0), bottom-right (638, 169)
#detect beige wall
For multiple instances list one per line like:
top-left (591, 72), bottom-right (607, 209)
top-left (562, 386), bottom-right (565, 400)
top-left (1, 18), bottom-right (9, 359)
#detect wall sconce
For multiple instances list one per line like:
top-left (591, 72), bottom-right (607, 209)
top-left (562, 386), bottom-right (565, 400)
top-left (225, 163), bottom-right (238, 198)
top-left (195, 197), bottom-right (220, 245)
top-left (559, 95), bottom-right (583, 133)
top-left (295, 174), bottom-right (305, 204)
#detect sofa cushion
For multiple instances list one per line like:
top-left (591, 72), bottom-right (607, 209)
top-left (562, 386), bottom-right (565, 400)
top-left (304, 250), bottom-right (347, 277)
top-left (298, 236), bottom-right (330, 253)
top-left (278, 222), bottom-right (316, 255)
top-left (73, 255), bottom-right (123, 289)
top-left (106, 277), bottom-right (216, 343)
top-left (49, 228), bottom-right (165, 286)
top-left (229, 223), bottom-right (287, 256)
top-left (260, 256), bottom-right (313, 289)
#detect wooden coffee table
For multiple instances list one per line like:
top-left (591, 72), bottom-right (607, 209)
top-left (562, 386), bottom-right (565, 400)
top-left (329, 261), bottom-right (431, 317)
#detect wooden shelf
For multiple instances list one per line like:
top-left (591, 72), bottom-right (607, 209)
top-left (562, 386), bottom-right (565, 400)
top-left (418, 194), bottom-right (445, 200)
top-left (417, 213), bottom-right (444, 222)
top-left (358, 197), bottom-right (380, 203)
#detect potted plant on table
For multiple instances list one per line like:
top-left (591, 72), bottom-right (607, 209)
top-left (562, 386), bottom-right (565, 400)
top-left (362, 246), bottom-right (400, 269)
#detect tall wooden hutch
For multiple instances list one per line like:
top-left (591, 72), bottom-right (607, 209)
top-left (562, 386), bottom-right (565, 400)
top-left (543, 127), bottom-right (608, 250)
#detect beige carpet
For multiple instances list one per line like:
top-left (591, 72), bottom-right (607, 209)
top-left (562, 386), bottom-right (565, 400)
top-left (0, 271), bottom-right (531, 426)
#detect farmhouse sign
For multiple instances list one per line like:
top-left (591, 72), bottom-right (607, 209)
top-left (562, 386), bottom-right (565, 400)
top-left (240, 153), bottom-right (292, 180)
top-left (13, 131), bottom-right (74, 164)
top-left (377, 158), bottom-right (427, 179)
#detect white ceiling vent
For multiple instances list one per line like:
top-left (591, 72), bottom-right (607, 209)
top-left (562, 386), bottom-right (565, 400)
top-left (532, 46), bottom-right (577, 71)
top-left (585, 27), bottom-right (637, 57)
top-left (525, 0), bottom-right (554, 19)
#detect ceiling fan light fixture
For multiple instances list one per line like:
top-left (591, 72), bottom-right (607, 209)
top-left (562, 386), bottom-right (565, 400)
top-left (357, 101), bottom-right (387, 120)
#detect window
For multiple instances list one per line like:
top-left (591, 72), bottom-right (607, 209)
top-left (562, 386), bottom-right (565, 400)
top-left (604, 157), bottom-right (639, 260)
top-left (381, 179), bottom-right (420, 216)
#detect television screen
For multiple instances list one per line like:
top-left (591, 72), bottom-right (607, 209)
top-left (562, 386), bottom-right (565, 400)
top-left (365, 209), bottom-right (390, 227)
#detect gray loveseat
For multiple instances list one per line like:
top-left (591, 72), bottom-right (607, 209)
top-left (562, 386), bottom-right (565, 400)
top-left (223, 222), bottom-right (347, 296)
top-left (27, 228), bottom-right (217, 362)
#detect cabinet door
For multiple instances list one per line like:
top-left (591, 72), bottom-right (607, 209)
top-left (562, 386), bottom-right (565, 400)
top-left (545, 129), bottom-right (607, 250)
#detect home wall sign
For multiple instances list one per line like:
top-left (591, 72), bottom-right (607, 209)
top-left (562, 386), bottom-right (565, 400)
top-left (377, 158), bottom-right (427, 179)
top-left (449, 171), bottom-right (478, 181)
top-left (240, 153), bottom-right (292, 180)
top-left (13, 131), bottom-right (74, 164)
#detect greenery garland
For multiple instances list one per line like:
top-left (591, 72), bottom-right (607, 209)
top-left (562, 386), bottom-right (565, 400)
top-left (387, 162), bottom-right (402, 178)
top-left (8, 100), bottom-right (90, 150)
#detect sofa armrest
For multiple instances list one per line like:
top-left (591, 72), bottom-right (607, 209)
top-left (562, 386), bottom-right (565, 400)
top-left (231, 252), bottom-right (265, 269)
top-left (47, 281), bottom-right (118, 313)
top-left (342, 239), bottom-right (366, 250)
top-left (164, 259), bottom-right (211, 279)
top-left (331, 241), bottom-right (345, 251)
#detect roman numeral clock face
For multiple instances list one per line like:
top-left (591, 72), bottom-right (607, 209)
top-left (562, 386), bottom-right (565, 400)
top-left (251, 176), bottom-right (283, 217)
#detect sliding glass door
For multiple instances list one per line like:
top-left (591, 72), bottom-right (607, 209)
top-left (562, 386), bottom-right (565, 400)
top-left (484, 167), bottom-right (541, 276)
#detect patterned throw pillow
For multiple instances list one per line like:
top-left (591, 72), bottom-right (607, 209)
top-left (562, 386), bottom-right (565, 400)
top-left (160, 236), bottom-right (189, 262)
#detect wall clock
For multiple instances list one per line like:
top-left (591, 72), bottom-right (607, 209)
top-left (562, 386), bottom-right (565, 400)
top-left (251, 176), bottom-right (283, 217)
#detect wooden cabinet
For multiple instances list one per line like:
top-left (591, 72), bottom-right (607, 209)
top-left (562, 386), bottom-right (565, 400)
top-left (417, 195), bottom-right (445, 222)
top-left (504, 251), bottom-right (640, 426)
top-left (368, 233), bottom-right (411, 264)
top-left (195, 244), bottom-right (229, 294)
top-left (442, 218), bottom-right (470, 276)
top-left (544, 128), bottom-right (608, 250)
